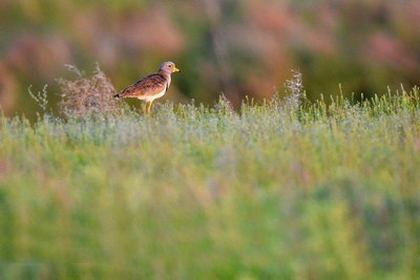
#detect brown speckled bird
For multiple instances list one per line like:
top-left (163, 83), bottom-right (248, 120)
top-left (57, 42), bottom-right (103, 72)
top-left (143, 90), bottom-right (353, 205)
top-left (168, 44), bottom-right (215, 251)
top-left (114, 61), bottom-right (180, 114)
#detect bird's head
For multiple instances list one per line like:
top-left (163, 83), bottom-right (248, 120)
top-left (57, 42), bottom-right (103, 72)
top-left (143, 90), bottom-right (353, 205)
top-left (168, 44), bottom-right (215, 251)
top-left (159, 61), bottom-right (180, 74)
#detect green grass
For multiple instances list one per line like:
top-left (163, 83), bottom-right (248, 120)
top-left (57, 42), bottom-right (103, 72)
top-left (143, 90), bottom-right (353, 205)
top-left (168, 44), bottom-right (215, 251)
top-left (0, 90), bottom-right (419, 279)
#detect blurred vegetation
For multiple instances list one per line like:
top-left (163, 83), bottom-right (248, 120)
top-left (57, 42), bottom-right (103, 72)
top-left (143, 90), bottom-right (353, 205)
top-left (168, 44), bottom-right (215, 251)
top-left (0, 0), bottom-right (419, 116)
top-left (0, 85), bottom-right (419, 278)
top-left (1, 1), bottom-right (419, 278)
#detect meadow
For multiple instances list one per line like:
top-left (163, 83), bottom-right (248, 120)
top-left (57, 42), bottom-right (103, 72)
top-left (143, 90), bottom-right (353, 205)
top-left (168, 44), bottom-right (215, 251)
top-left (0, 79), bottom-right (419, 279)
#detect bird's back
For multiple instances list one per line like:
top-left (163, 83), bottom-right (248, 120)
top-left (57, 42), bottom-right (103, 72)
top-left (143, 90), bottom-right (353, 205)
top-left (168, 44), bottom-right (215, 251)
top-left (117, 73), bottom-right (168, 99)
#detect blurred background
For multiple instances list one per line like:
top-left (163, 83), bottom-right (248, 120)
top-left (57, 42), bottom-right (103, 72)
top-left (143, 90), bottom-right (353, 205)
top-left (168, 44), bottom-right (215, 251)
top-left (0, 0), bottom-right (419, 116)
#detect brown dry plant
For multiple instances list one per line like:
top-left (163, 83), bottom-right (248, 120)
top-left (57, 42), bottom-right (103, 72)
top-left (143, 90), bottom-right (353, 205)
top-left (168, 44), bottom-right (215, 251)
top-left (57, 64), bottom-right (119, 118)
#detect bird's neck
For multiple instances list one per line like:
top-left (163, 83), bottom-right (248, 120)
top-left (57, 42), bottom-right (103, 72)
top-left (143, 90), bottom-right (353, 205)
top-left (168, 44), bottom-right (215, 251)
top-left (159, 70), bottom-right (172, 88)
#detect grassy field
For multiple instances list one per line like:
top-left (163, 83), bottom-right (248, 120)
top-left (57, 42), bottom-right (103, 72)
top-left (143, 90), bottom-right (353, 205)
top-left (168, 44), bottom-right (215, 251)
top-left (0, 87), bottom-right (419, 279)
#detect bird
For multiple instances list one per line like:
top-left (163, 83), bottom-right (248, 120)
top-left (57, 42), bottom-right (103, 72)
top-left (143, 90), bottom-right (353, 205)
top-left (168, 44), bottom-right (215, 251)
top-left (114, 61), bottom-right (180, 114)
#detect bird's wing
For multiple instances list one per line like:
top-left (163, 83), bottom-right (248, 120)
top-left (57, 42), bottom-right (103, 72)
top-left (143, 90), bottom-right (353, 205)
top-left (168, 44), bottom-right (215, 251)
top-left (120, 73), bottom-right (168, 98)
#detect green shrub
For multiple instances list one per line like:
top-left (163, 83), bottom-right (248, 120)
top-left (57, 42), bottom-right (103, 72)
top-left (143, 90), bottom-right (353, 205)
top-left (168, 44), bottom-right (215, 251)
top-left (0, 87), bottom-right (418, 279)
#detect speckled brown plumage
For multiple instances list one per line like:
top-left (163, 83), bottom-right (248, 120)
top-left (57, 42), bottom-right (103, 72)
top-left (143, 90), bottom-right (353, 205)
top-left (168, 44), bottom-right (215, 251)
top-left (119, 73), bottom-right (168, 99)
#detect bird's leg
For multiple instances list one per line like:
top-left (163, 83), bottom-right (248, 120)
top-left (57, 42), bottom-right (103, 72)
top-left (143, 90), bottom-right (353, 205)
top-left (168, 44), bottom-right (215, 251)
top-left (147, 101), bottom-right (152, 114)
top-left (143, 102), bottom-right (149, 115)
top-left (145, 102), bottom-right (152, 115)
top-left (149, 100), bottom-right (154, 114)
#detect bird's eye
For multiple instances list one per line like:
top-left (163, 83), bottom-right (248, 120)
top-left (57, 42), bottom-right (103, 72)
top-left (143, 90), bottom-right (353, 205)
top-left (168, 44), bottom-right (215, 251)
top-left (169, 65), bottom-right (172, 67)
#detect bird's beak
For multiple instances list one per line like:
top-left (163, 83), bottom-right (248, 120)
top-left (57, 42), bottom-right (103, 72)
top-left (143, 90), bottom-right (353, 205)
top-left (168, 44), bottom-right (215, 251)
top-left (173, 66), bottom-right (181, 73)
